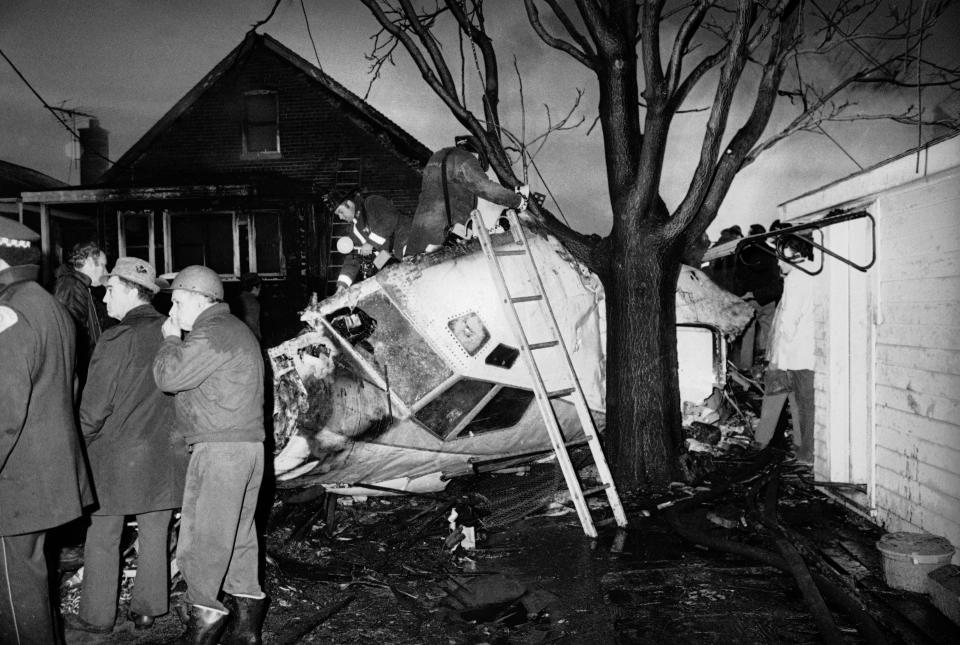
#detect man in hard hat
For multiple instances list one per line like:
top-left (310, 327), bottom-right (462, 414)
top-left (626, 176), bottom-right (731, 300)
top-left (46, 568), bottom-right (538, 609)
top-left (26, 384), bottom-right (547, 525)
top-left (0, 218), bottom-right (93, 644)
top-left (152, 265), bottom-right (267, 643)
top-left (324, 187), bottom-right (406, 292)
top-left (69, 257), bottom-right (185, 635)
top-left (404, 135), bottom-right (529, 256)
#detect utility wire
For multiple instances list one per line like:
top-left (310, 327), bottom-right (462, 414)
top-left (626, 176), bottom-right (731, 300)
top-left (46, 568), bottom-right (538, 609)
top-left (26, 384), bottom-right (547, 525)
top-left (0, 46), bottom-right (118, 170)
top-left (300, 0), bottom-right (323, 71)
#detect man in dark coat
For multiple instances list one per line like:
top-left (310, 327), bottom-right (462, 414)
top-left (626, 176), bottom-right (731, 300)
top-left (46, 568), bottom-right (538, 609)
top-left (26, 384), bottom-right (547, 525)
top-left (404, 135), bottom-right (528, 256)
top-left (0, 217), bottom-right (94, 645)
top-left (325, 188), bottom-right (407, 291)
top-left (53, 240), bottom-right (108, 392)
top-left (69, 257), bottom-right (186, 635)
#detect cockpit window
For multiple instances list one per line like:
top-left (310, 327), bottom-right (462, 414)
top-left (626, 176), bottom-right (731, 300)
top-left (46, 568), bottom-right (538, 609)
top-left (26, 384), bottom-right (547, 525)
top-left (416, 378), bottom-right (494, 438)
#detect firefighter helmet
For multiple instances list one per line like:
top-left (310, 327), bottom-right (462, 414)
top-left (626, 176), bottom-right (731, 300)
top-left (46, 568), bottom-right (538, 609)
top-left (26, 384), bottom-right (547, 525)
top-left (170, 265), bottom-right (223, 301)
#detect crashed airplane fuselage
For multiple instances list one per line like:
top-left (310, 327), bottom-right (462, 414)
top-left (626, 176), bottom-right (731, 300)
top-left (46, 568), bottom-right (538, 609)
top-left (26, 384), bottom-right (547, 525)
top-left (270, 216), bottom-right (752, 495)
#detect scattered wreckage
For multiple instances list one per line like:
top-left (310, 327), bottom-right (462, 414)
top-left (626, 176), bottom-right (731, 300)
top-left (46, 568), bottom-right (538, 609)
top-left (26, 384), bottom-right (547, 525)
top-left (269, 206), bottom-right (753, 496)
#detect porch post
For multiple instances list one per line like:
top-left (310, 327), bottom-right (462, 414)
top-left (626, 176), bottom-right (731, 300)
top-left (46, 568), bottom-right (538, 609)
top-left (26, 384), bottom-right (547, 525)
top-left (40, 203), bottom-right (51, 285)
top-left (17, 199), bottom-right (24, 224)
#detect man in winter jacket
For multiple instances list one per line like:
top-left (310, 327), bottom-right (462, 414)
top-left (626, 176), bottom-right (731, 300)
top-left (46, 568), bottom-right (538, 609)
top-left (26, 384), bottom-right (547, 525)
top-left (68, 257), bottom-right (186, 635)
top-left (153, 265), bottom-right (267, 644)
top-left (326, 188), bottom-right (407, 291)
top-left (0, 218), bottom-right (94, 645)
top-left (53, 240), bottom-right (109, 391)
top-left (404, 135), bottom-right (528, 256)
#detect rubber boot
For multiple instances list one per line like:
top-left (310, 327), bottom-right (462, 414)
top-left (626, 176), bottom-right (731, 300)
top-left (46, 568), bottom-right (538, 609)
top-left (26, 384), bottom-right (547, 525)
top-left (219, 594), bottom-right (268, 645)
top-left (173, 604), bottom-right (228, 645)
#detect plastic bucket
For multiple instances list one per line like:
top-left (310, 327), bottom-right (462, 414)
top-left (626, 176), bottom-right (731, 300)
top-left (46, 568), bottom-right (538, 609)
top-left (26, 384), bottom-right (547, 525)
top-left (876, 532), bottom-right (956, 593)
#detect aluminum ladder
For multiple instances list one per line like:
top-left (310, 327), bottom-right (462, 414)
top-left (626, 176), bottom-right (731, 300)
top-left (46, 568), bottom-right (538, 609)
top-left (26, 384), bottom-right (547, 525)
top-left (471, 209), bottom-right (628, 538)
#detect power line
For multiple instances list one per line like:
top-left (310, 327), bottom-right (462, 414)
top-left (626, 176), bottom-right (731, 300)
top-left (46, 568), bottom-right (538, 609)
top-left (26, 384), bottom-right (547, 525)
top-left (0, 46), bottom-right (118, 171)
top-left (300, 0), bottom-right (323, 71)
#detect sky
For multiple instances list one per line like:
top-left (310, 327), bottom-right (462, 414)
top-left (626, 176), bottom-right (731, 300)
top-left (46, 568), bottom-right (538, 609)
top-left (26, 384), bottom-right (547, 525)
top-left (2, 0), bottom-right (958, 239)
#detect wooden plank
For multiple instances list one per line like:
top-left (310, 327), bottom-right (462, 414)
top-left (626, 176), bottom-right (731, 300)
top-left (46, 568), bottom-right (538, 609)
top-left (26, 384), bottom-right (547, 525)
top-left (881, 250), bottom-right (960, 281)
top-left (881, 223), bottom-right (960, 258)
top-left (879, 301), bottom-right (960, 328)
top-left (880, 181), bottom-right (960, 234)
top-left (874, 406), bottom-right (960, 449)
top-left (876, 383), bottom-right (960, 426)
top-left (875, 464), bottom-right (960, 522)
top-left (877, 324), bottom-right (960, 351)
top-left (876, 363), bottom-right (960, 401)
top-left (876, 424), bottom-right (960, 472)
top-left (877, 345), bottom-right (960, 375)
top-left (880, 276), bottom-right (960, 305)
top-left (875, 445), bottom-right (960, 500)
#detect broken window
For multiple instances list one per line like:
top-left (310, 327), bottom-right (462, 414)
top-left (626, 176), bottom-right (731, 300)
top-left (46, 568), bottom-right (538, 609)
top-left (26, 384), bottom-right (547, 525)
top-left (168, 211), bottom-right (235, 274)
top-left (460, 386), bottom-right (534, 436)
top-left (154, 210), bottom-right (284, 279)
top-left (117, 210), bottom-right (160, 267)
top-left (242, 90), bottom-right (279, 155)
top-left (416, 378), bottom-right (495, 438)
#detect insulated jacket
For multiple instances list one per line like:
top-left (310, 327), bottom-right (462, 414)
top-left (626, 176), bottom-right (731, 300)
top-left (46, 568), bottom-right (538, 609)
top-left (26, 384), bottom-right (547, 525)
top-left (153, 303), bottom-right (264, 445)
top-left (80, 304), bottom-right (187, 515)
top-left (53, 264), bottom-right (105, 387)
top-left (405, 147), bottom-right (523, 255)
top-left (0, 265), bottom-right (93, 535)
top-left (338, 195), bottom-right (408, 288)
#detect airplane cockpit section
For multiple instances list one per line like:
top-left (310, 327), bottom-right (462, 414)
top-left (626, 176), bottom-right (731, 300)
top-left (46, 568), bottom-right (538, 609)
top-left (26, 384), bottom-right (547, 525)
top-left (269, 216), bottom-right (753, 495)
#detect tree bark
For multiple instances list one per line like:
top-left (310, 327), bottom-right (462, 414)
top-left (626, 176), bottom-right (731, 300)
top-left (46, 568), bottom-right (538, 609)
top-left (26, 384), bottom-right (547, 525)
top-left (603, 224), bottom-right (683, 489)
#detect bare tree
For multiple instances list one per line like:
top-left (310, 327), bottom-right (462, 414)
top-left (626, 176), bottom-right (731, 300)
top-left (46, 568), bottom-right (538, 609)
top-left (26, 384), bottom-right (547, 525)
top-left (357, 0), bottom-right (960, 488)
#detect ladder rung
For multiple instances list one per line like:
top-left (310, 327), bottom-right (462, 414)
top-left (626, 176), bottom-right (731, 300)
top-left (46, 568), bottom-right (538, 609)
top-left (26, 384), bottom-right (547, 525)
top-left (495, 249), bottom-right (527, 256)
top-left (582, 484), bottom-right (610, 497)
top-left (511, 295), bottom-right (543, 303)
top-left (546, 388), bottom-right (575, 399)
top-left (528, 340), bottom-right (559, 350)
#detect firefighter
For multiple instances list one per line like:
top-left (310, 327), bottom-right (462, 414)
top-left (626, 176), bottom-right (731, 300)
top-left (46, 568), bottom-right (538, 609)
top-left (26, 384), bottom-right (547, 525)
top-left (325, 187), bottom-right (406, 292)
top-left (404, 135), bottom-right (529, 256)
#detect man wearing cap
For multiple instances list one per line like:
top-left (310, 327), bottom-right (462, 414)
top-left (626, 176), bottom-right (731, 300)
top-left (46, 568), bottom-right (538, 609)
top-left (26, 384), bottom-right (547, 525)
top-left (0, 218), bottom-right (93, 644)
top-left (67, 257), bottom-right (187, 635)
top-left (325, 187), bottom-right (406, 291)
top-left (152, 265), bottom-right (267, 643)
top-left (405, 135), bottom-right (529, 256)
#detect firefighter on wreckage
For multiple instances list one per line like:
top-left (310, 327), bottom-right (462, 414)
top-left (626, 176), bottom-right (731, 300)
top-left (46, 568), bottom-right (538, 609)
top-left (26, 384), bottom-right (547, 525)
top-left (325, 187), bottom-right (406, 292)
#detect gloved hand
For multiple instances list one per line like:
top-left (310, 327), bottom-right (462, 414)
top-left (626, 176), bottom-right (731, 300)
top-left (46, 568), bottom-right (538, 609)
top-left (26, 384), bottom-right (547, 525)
top-left (514, 185), bottom-right (530, 212)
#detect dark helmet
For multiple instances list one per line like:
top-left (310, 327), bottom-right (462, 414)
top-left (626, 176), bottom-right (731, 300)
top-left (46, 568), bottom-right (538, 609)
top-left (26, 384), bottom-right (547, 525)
top-left (454, 135), bottom-right (489, 171)
top-left (324, 187), bottom-right (359, 211)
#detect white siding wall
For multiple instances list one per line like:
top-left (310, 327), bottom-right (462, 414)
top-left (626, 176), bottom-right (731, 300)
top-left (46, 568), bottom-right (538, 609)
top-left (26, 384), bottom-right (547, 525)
top-left (782, 136), bottom-right (960, 561)
top-left (873, 172), bottom-right (960, 557)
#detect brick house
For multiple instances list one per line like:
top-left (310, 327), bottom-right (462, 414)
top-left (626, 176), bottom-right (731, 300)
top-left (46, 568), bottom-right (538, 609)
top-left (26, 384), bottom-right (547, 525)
top-left (21, 32), bottom-right (430, 344)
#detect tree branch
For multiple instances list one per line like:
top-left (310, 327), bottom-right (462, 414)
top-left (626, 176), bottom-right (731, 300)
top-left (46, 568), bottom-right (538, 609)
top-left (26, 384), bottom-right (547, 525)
top-left (523, 0), bottom-right (597, 68)
top-left (665, 0), bottom-right (713, 97)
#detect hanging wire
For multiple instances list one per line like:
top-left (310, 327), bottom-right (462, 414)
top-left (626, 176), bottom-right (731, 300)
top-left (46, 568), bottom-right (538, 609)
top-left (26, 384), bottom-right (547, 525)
top-left (300, 0), bottom-right (324, 71)
top-left (915, 0), bottom-right (927, 173)
top-left (0, 46), bottom-right (117, 171)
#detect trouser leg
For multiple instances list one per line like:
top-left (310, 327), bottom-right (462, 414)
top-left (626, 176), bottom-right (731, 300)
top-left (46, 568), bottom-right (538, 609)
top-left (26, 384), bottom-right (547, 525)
top-left (223, 447), bottom-right (265, 598)
top-left (130, 509), bottom-right (173, 617)
top-left (178, 443), bottom-right (262, 612)
top-left (791, 369), bottom-right (816, 462)
top-left (78, 514), bottom-right (123, 628)
top-left (0, 531), bottom-right (59, 645)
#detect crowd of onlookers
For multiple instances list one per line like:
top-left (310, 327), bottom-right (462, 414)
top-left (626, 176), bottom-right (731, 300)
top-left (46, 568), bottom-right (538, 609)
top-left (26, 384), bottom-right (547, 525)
top-left (1, 219), bottom-right (268, 644)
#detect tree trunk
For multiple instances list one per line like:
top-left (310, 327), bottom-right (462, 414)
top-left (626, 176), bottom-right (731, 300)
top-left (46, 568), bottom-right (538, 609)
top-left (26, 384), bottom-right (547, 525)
top-left (603, 229), bottom-right (683, 490)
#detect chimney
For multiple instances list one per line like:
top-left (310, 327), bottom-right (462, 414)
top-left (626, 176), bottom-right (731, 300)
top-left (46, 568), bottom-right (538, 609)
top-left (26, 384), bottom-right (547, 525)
top-left (79, 119), bottom-right (110, 185)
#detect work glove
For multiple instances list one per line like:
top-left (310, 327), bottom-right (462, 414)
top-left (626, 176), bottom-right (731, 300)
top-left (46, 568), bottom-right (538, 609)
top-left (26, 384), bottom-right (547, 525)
top-left (514, 185), bottom-right (530, 212)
